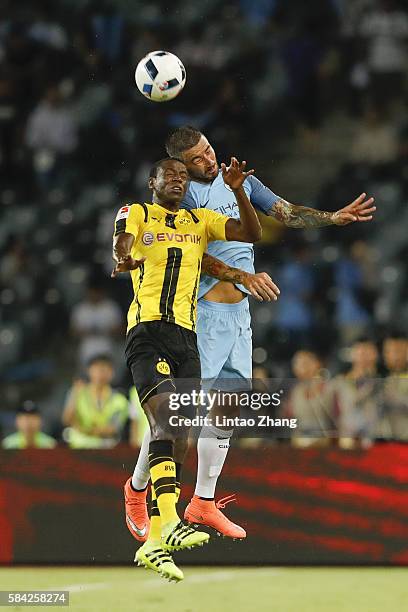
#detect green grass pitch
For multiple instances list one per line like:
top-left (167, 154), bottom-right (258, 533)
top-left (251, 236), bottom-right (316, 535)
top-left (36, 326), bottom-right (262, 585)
top-left (1, 566), bottom-right (407, 612)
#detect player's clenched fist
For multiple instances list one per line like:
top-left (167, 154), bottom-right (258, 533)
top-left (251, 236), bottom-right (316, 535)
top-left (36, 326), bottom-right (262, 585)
top-left (242, 271), bottom-right (280, 302)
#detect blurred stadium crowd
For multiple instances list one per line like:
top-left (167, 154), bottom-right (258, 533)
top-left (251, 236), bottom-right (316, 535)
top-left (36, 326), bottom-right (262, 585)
top-left (0, 0), bottom-right (407, 445)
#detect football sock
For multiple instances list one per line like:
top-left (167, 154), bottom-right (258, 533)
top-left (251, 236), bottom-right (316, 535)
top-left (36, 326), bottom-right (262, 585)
top-left (175, 462), bottom-right (182, 502)
top-left (131, 429), bottom-right (150, 490)
top-left (194, 424), bottom-right (233, 499)
top-left (148, 485), bottom-right (162, 543)
top-left (149, 440), bottom-right (179, 527)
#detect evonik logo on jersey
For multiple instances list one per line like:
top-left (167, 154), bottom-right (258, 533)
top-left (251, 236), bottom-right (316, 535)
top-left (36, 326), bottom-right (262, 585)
top-left (157, 232), bottom-right (201, 244)
top-left (141, 232), bottom-right (202, 246)
top-left (142, 232), bottom-right (154, 245)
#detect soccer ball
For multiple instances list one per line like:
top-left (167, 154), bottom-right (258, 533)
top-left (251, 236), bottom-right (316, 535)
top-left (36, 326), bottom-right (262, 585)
top-left (135, 51), bottom-right (186, 102)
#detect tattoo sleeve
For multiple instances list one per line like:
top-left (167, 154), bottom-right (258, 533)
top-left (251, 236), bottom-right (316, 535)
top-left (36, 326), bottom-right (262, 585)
top-left (271, 199), bottom-right (335, 228)
top-left (202, 253), bottom-right (247, 284)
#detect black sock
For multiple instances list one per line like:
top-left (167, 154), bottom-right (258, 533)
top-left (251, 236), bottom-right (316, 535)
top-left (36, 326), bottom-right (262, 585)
top-left (130, 481), bottom-right (148, 493)
top-left (175, 462), bottom-right (182, 492)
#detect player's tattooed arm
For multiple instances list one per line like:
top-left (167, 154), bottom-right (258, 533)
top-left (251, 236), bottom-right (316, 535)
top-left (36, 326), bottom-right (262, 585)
top-left (272, 199), bottom-right (333, 228)
top-left (202, 253), bottom-right (280, 301)
top-left (111, 233), bottom-right (145, 277)
top-left (202, 253), bottom-right (246, 283)
top-left (270, 193), bottom-right (376, 228)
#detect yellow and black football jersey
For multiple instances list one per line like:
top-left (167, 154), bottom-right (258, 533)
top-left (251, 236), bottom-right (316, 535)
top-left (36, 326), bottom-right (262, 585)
top-left (114, 202), bottom-right (228, 332)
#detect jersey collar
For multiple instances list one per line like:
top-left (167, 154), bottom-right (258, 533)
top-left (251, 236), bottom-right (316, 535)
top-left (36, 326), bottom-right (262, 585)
top-left (151, 202), bottom-right (182, 215)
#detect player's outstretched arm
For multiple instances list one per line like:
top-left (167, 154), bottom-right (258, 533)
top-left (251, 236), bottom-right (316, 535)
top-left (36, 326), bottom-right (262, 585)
top-left (201, 253), bottom-right (280, 302)
top-left (271, 193), bottom-right (376, 228)
top-left (111, 233), bottom-right (146, 277)
top-left (222, 157), bottom-right (262, 242)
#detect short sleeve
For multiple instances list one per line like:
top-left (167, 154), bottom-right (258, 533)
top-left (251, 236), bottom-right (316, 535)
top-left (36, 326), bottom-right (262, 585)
top-left (114, 204), bottom-right (143, 237)
top-left (203, 209), bottom-right (228, 242)
top-left (246, 175), bottom-right (281, 215)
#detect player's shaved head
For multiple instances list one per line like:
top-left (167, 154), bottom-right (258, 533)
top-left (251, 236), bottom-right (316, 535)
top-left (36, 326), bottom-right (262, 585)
top-left (165, 126), bottom-right (202, 159)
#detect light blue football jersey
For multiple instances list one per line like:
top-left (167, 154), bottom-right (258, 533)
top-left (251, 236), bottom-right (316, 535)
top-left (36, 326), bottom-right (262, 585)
top-left (181, 171), bottom-right (280, 299)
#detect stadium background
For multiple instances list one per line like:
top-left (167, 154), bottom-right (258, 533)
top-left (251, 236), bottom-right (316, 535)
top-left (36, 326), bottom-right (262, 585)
top-left (1, 0), bottom-right (408, 577)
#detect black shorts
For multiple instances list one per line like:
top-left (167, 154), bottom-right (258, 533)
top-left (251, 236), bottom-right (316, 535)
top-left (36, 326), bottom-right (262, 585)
top-left (125, 321), bottom-right (201, 405)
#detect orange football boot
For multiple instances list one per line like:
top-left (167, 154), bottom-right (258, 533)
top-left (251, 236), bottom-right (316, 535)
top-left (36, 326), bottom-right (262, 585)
top-left (184, 494), bottom-right (246, 539)
top-left (124, 478), bottom-right (150, 542)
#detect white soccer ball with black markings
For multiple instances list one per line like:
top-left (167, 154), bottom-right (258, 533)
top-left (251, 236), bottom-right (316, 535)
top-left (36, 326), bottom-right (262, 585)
top-left (135, 51), bottom-right (186, 102)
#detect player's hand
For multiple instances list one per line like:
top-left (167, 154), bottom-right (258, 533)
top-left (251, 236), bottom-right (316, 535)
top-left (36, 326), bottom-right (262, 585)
top-left (111, 255), bottom-right (146, 278)
top-left (331, 193), bottom-right (376, 226)
top-left (221, 157), bottom-right (254, 191)
top-left (242, 272), bottom-right (280, 302)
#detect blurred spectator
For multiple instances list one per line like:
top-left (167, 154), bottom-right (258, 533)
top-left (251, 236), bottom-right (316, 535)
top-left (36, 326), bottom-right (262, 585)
top-left (334, 241), bottom-right (376, 343)
top-left (2, 401), bottom-right (57, 449)
top-left (0, 66), bottom-right (19, 183)
top-left (128, 387), bottom-right (149, 448)
top-left (350, 104), bottom-right (398, 165)
top-left (0, 236), bottom-right (40, 305)
top-left (332, 336), bottom-right (381, 448)
top-left (284, 350), bottom-right (334, 447)
top-left (0, 237), bottom-right (29, 285)
top-left (239, 0), bottom-right (278, 28)
top-left (90, 6), bottom-right (125, 64)
top-left (275, 246), bottom-right (316, 354)
top-left (28, 5), bottom-right (68, 51)
top-left (25, 83), bottom-right (78, 189)
top-left (282, 19), bottom-right (325, 144)
top-left (70, 284), bottom-right (123, 367)
top-left (2, 22), bottom-right (46, 113)
top-left (360, 0), bottom-right (408, 106)
top-left (175, 23), bottom-right (234, 71)
top-left (383, 332), bottom-right (408, 374)
top-left (380, 332), bottom-right (408, 439)
top-left (62, 354), bottom-right (128, 449)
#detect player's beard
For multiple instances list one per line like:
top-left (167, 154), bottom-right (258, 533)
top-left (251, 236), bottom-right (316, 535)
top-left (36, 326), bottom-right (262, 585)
top-left (190, 163), bottom-right (218, 183)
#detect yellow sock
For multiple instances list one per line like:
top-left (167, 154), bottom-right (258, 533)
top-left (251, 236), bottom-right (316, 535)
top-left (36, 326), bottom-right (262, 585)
top-left (149, 441), bottom-right (179, 527)
top-left (148, 486), bottom-right (161, 543)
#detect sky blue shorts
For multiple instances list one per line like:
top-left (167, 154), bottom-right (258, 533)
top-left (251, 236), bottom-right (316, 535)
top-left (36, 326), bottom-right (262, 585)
top-left (196, 298), bottom-right (252, 389)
